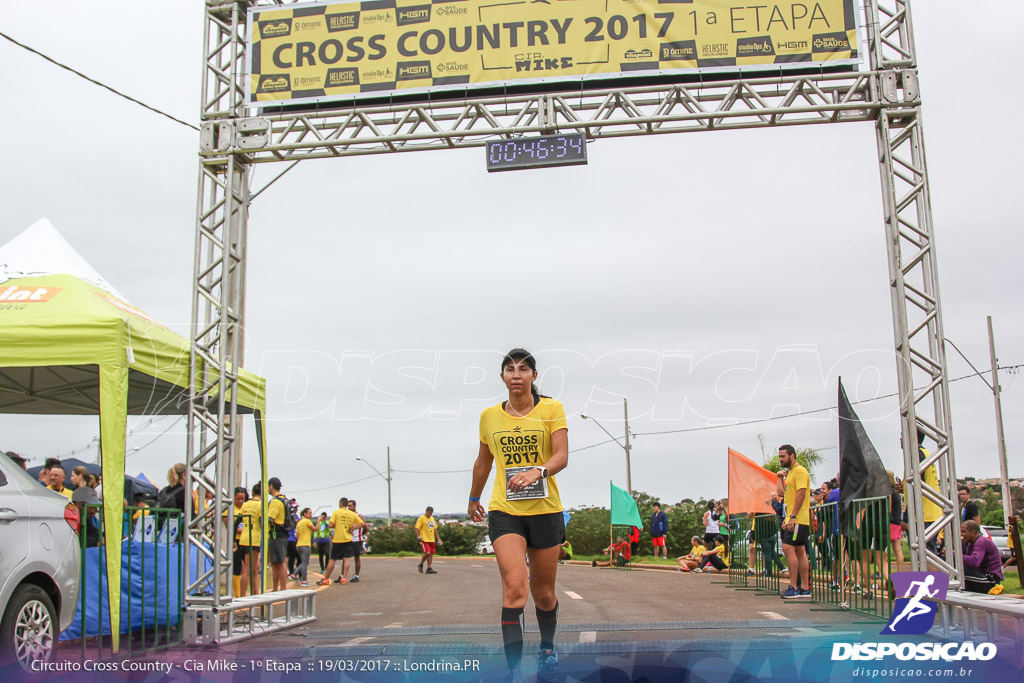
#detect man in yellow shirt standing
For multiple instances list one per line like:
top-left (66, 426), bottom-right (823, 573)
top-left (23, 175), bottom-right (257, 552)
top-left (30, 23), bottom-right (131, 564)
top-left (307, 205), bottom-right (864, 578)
top-left (777, 445), bottom-right (811, 599)
top-left (415, 506), bottom-right (443, 574)
top-left (266, 477), bottom-right (289, 592)
top-left (319, 497), bottom-right (363, 586)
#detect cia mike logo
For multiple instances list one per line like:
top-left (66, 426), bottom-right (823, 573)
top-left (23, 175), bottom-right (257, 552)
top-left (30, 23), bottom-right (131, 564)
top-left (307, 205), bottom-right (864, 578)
top-left (884, 571), bottom-right (948, 635)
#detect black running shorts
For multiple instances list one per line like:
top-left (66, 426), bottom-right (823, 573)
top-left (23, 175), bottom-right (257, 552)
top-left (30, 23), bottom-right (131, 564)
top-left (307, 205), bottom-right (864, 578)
top-left (488, 510), bottom-right (565, 549)
top-left (781, 523), bottom-right (810, 547)
top-left (330, 541), bottom-right (355, 560)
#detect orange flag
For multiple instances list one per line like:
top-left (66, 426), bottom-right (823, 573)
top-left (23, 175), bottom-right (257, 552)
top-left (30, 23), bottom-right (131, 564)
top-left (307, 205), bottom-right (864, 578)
top-left (727, 448), bottom-right (777, 514)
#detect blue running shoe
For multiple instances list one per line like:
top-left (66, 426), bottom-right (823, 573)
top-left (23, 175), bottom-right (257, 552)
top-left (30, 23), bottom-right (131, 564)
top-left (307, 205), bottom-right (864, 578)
top-left (798, 589), bottom-right (812, 598)
top-left (504, 669), bottom-right (522, 683)
top-left (780, 586), bottom-right (800, 599)
top-left (537, 648), bottom-right (558, 682)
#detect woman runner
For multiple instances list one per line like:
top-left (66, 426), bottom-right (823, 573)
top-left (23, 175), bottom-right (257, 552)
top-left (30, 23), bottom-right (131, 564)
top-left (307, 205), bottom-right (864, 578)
top-left (469, 349), bottom-right (568, 683)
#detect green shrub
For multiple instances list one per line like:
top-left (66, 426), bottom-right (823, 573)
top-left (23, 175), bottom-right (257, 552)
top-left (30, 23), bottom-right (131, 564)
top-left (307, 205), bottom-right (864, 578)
top-left (436, 524), bottom-right (487, 555)
top-left (367, 525), bottom-right (417, 553)
top-left (564, 492), bottom-right (715, 557)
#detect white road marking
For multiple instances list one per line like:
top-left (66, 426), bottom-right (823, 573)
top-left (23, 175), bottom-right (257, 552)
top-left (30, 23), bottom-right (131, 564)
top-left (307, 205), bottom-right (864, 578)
top-left (564, 591), bottom-right (583, 600)
top-left (579, 631), bottom-right (597, 643)
top-left (343, 637), bottom-right (375, 645)
top-left (399, 610), bottom-right (433, 615)
top-left (471, 565), bottom-right (484, 568)
top-left (351, 612), bottom-right (383, 616)
top-left (758, 611), bottom-right (789, 620)
top-left (383, 622), bottom-right (405, 628)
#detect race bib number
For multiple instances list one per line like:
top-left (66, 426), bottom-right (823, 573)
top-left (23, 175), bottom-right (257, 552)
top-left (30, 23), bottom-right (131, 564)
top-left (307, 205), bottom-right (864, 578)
top-left (505, 467), bottom-right (549, 501)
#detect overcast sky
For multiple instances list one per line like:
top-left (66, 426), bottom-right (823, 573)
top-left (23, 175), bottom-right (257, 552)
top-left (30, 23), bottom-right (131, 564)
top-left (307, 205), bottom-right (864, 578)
top-left (3, 1), bottom-right (1021, 518)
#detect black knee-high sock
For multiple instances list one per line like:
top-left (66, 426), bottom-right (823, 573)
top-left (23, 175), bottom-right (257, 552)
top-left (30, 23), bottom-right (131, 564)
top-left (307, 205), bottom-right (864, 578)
top-left (500, 606), bottom-right (524, 670)
top-left (536, 601), bottom-right (558, 651)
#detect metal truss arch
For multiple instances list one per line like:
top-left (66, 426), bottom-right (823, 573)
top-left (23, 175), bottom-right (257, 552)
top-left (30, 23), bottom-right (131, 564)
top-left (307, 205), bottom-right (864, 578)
top-left (185, 0), bottom-right (963, 641)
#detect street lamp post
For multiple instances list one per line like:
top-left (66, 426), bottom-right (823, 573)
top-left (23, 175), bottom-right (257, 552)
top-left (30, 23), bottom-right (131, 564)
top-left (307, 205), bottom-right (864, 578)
top-left (356, 448), bottom-right (393, 527)
top-left (581, 398), bottom-right (633, 495)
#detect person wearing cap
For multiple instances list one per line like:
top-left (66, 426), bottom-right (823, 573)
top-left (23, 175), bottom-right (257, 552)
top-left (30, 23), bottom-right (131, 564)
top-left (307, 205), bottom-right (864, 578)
top-left (73, 486), bottom-right (101, 547)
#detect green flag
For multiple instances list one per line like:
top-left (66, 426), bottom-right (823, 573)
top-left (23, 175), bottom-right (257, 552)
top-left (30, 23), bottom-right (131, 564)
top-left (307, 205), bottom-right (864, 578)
top-left (610, 481), bottom-right (642, 528)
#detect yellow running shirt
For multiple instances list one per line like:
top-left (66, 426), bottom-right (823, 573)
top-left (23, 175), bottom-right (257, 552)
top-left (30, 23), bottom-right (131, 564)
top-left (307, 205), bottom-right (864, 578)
top-left (479, 397), bottom-right (567, 516)
top-left (238, 498), bottom-right (262, 546)
top-left (296, 517), bottom-right (314, 548)
top-left (415, 515), bottom-right (437, 543)
top-left (919, 447), bottom-right (941, 523)
top-left (783, 464), bottom-right (811, 527)
top-left (330, 508), bottom-right (363, 544)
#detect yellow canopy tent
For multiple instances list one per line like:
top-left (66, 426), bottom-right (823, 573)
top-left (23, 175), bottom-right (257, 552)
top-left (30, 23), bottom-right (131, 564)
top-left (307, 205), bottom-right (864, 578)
top-left (0, 219), bottom-right (268, 651)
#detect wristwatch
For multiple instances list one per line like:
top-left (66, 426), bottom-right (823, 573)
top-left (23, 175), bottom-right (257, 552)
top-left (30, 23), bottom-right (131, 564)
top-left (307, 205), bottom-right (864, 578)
top-left (535, 466), bottom-right (549, 479)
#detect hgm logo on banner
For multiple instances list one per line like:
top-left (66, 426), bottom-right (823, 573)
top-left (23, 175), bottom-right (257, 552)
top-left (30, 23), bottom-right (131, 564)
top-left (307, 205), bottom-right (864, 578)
top-left (831, 571), bottom-right (997, 662)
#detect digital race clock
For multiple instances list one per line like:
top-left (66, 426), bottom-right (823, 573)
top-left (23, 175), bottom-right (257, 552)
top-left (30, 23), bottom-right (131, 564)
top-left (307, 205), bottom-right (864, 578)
top-left (486, 133), bottom-right (587, 172)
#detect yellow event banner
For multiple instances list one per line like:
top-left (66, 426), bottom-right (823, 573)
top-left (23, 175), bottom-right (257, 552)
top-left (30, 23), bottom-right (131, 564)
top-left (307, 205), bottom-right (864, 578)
top-left (248, 0), bottom-right (859, 105)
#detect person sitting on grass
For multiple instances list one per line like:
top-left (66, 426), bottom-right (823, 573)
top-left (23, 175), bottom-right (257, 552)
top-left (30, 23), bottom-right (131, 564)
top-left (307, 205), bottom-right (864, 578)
top-left (698, 537), bottom-right (729, 574)
top-left (559, 540), bottom-right (573, 563)
top-left (677, 536), bottom-right (707, 572)
top-left (592, 536), bottom-right (631, 567)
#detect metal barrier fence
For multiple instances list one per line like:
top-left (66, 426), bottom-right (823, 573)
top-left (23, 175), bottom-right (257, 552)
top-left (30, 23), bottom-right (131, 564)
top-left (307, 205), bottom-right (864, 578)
top-left (75, 503), bottom-right (183, 659)
top-left (840, 496), bottom-right (893, 621)
top-left (728, 515), bottom-right (752, 587)
top-left (732, 500), bottom-right (894, 622)
top-left (752, 513), bottom-right (784, 595)
top-left (72, 505), bottom-right (274, 659)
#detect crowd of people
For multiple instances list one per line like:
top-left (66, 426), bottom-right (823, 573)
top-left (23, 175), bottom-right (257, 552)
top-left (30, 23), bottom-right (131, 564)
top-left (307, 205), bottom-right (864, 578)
top-left (578, 437), bottom-right (1013, 602)
top-left (716, 440), bottom-right (1010, 599)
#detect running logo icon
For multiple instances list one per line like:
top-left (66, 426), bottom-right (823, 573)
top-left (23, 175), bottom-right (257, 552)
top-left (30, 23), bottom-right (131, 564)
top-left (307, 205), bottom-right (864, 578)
top-left (884, 571), bottom-right (948, 635)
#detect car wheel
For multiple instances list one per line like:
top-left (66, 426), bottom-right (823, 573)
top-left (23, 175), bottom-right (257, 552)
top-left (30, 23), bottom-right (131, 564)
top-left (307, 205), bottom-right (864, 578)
top-left (0, 584), bottom-right (57, 672)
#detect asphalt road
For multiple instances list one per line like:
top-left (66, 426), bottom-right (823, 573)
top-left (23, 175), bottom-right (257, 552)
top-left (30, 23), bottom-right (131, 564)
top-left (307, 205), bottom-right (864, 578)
top-left (219, 556), bottom-right (871, 652)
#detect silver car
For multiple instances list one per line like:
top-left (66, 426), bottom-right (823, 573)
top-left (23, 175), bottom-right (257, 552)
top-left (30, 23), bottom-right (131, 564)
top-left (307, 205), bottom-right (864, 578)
top-left (0, 458), bottom-right (81, 671)
top-left (982, 525), bottom-right (1012, 562)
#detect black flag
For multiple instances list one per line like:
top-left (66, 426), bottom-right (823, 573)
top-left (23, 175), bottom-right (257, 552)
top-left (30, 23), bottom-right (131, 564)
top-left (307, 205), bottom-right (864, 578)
top-left (838, 378), bottom-right (892, 535)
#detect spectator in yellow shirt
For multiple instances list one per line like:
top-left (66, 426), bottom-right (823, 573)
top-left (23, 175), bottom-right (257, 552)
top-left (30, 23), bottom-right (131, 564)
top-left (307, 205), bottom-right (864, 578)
top-left (237, 483), bottom-right (263, 596)
top-left (295, 508), bottom-right (315, 586)
top-left (224, 487), bottom-right (248, 596)
top-left (677, 536), bottom-right (707, 572)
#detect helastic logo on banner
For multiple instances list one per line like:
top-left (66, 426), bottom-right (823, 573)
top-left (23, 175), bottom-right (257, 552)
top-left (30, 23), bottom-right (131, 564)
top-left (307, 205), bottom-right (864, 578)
top-left (326, 68), bottom-right (360, 87)
top-left (326, 12), bottom-right (359, 32)
top-left (884, 571), bottom-right (948, 635)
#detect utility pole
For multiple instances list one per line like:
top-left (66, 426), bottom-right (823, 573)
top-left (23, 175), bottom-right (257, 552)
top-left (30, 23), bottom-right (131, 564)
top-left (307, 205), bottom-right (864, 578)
top-left (386, 446), bottom-right (393, 527)
top-left (623, 398), bottom-right (632, 496)
top-left (988, 316), bottom-right (1011, 527)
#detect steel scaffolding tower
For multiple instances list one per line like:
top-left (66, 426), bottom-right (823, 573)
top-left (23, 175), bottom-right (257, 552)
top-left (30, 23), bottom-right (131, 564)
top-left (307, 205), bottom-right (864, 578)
top-left (185, 0), bottom-right (963, 641)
